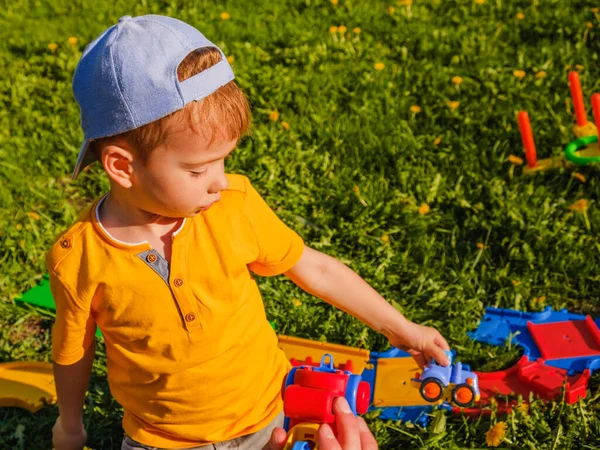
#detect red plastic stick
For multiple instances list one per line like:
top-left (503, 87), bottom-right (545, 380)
top-left (517, 111), bottom-right (537, 168)
top-left (591, 93), bottom-right (600, 133)
top-left (569, 71), bottom-right (587, 126)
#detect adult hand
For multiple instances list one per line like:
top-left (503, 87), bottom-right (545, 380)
top-left (264, 397), bottom-right (378, 450)
top-left (317, 398), bottom-right (378, 450)
top-left (52, 417), bottom-right (87, 450)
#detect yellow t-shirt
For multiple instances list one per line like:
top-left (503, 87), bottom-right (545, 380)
top-left (47, 174), bottom-right (304, 448)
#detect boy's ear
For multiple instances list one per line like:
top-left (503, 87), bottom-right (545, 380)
top-left (101, 141), bottom-right (135, 188)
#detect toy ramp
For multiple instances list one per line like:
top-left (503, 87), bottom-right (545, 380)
top-left (0, 362), bottom-right (57, 412)
top-left (278, 335), bottom-right (370, 374)
top-left (372, 357), bottom-right (431, 407)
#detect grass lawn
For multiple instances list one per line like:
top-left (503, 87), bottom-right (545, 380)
top-left (1, 0), bottom-right (600, 448)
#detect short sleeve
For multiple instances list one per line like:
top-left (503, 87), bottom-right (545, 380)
top-left (243, 178), bottom-right (304, 276)
top-left (48, 268), bottom-right (96, 365)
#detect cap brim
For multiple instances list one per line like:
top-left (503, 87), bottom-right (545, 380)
top-left (71, 138), bottom-right (97, 179)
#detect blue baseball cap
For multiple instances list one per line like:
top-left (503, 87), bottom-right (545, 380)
top-left (71, 14), bottom-right (235, 179)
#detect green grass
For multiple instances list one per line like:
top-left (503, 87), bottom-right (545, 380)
top-left (2, 0), bottom-right (600, 448)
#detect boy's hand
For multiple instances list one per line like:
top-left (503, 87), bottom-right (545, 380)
top-left (264, 398), bottom-right (378, 450)
top-left (387, 321), bottom-right (451, 368)
top-left (52, 417), bottom-right (87, 450)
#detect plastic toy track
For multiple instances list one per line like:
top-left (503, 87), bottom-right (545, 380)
top-left (452, 383), bottom-right (475, 408)
top-left (564, 135), bottom-right (600, 165)
top-left (419, 378), bottom-right (444, 402)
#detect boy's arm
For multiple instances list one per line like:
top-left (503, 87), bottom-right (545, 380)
top-left (53, 340), bottom-right (95, 440)
top-left (284, 246), bottom-right (450, 367)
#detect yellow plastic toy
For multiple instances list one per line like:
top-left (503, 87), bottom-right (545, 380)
top-left (0, 362), bottom-right (57, 412)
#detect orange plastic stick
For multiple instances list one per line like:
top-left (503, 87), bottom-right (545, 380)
top-left (569, 71), bottom-right (587, 126)
top-left (592, 93), bottom-right (600, 133)
top-left (517, 111), bottom-right (537, 168)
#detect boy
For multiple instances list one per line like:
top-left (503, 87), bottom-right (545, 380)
top-left (48, 14), bottom-right (450, 450)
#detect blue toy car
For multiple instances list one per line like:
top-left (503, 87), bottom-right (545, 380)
top-left (412, 351), bottom-right (481, 407)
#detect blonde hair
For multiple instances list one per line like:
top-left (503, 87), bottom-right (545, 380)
top-left (91, 47), bottom-right (251, 161)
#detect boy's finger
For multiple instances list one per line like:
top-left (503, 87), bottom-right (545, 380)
top-left (358, 418), bottom-right (379, 449)
top-left (331, 398), bottom-right (361, 450)
top-left (433, 345), bottom-right (451, 366)
top-left (435, 333), bottom-right (451, 351)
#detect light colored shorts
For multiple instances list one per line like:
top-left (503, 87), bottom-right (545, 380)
top-left (121, 412), bottom-right (285, 450)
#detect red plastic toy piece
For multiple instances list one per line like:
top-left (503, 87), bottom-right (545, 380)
top-left (527, 317), bottom-right (600, 360)
top-left (569, 71), bottom-right (587, 126)
top-left (592, 93), bottom-right (600, 133)
top-left (517, 111), bottom-right (538, 168)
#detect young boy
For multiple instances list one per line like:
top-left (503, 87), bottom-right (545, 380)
top-left (48, 14), bottom-right (450, 450)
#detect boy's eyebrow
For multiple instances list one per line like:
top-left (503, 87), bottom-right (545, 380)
top-left (181, 146), bottom-right (236, 167)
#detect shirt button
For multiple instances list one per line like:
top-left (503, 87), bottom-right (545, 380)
top-left (185, 313), bottom-right (196, 322)
top-left (146, 253), bottom-right (157, 263)
top-left (60, 239), bottom-right (71, 249)
top-left (174, 278), bottom-right (184, 287)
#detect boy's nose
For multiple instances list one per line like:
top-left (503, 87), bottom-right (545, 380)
top-left (210, 172), bottom-right (229, 193)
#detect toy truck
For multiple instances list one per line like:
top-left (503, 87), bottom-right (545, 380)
top-left (281, 354), bottom-right (371, 450)
top-left (412, 351), bottom-right (480, 407)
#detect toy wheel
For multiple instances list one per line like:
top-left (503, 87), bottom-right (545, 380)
top-left (452, 383), bottom-right (475, 407)
top-left (292, 441), bottom-right (313, 450)
top-left (419, 378), bottom-right (444, 402)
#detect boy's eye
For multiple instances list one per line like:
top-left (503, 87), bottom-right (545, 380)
top-left (190, 170), bottom-right (207, 178)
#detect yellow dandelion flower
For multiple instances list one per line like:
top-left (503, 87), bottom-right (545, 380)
top-left (353, 185), bottom-right (361, 195)
top-left (476, 242), bottom-right (486, 249)
top-left (565, 64), bottom-right (573, 71)
top-left (474, 0), bottom-right (485, 4)
top-left (486, 422), bottom-right (507, 447)
top-left (508, 155), bottom-right (524, 165)
top-left (381, 234), bottom-right (390, 244)
top-left (592, 7), bottom-right (599, 13)
top-left (535, 71), bottom-right (547, 79)
top-left (16, 223), bottom-right (23, 230)
top-left (220, 12), bottom-right (231, 20)
top-left (515, 402), bottom-right (529, 414)
top-left (26, 212), bottom-right (41, 220)
top-left (329, 25), bottom-right (339, 33)
top-left (572, 172), bottom-right (587, 183)
top-left (281, 121), bottom-right (290, 130)
top-left (569, 199), bottom-right (588, 213)
top-left (338, 25), bottom-right (347, 34)
top-left (576, 64), bottom-right (584, 71)
top-left (532, 296), bottom-right (546, 304)
top-left (398, 0), bottom-right (412, 5)
top-left (48, 43), bottom-right (58, 52)
top-left (452, 76), bottom-right (463, 85)
top-left (418, 203), bottom-right (430, 215)
top-left (587, 22), bottom-right (594, 29)
top-left (292, 298), bottom-right (302, 307)
top-left (516, 12), bottom-right (525, 20)
top-left (331, 0), bottom-right (339, 4)
top-left (447, 101), bottom-right (460, 109)
top-left (227, 55), bottom-right (235, 64)
top-left (512, 280), bottom-right (521, 287)
top-left (513, 70), bottom-right (526, 79)
top-left (410, 105), bottom-right (421, 114)
top-left (388, 6), bottom-right (395, 14)
top-left (67, 36), bottom-right (78, 47)
top-left (353, 27), bottom-right (361, 34)
top-left (374, 62), bottom-right (385, 71)
top-left (433, 136), bottom-right (442, 146)
top-left (269, 110), bottom-right (280, 122)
